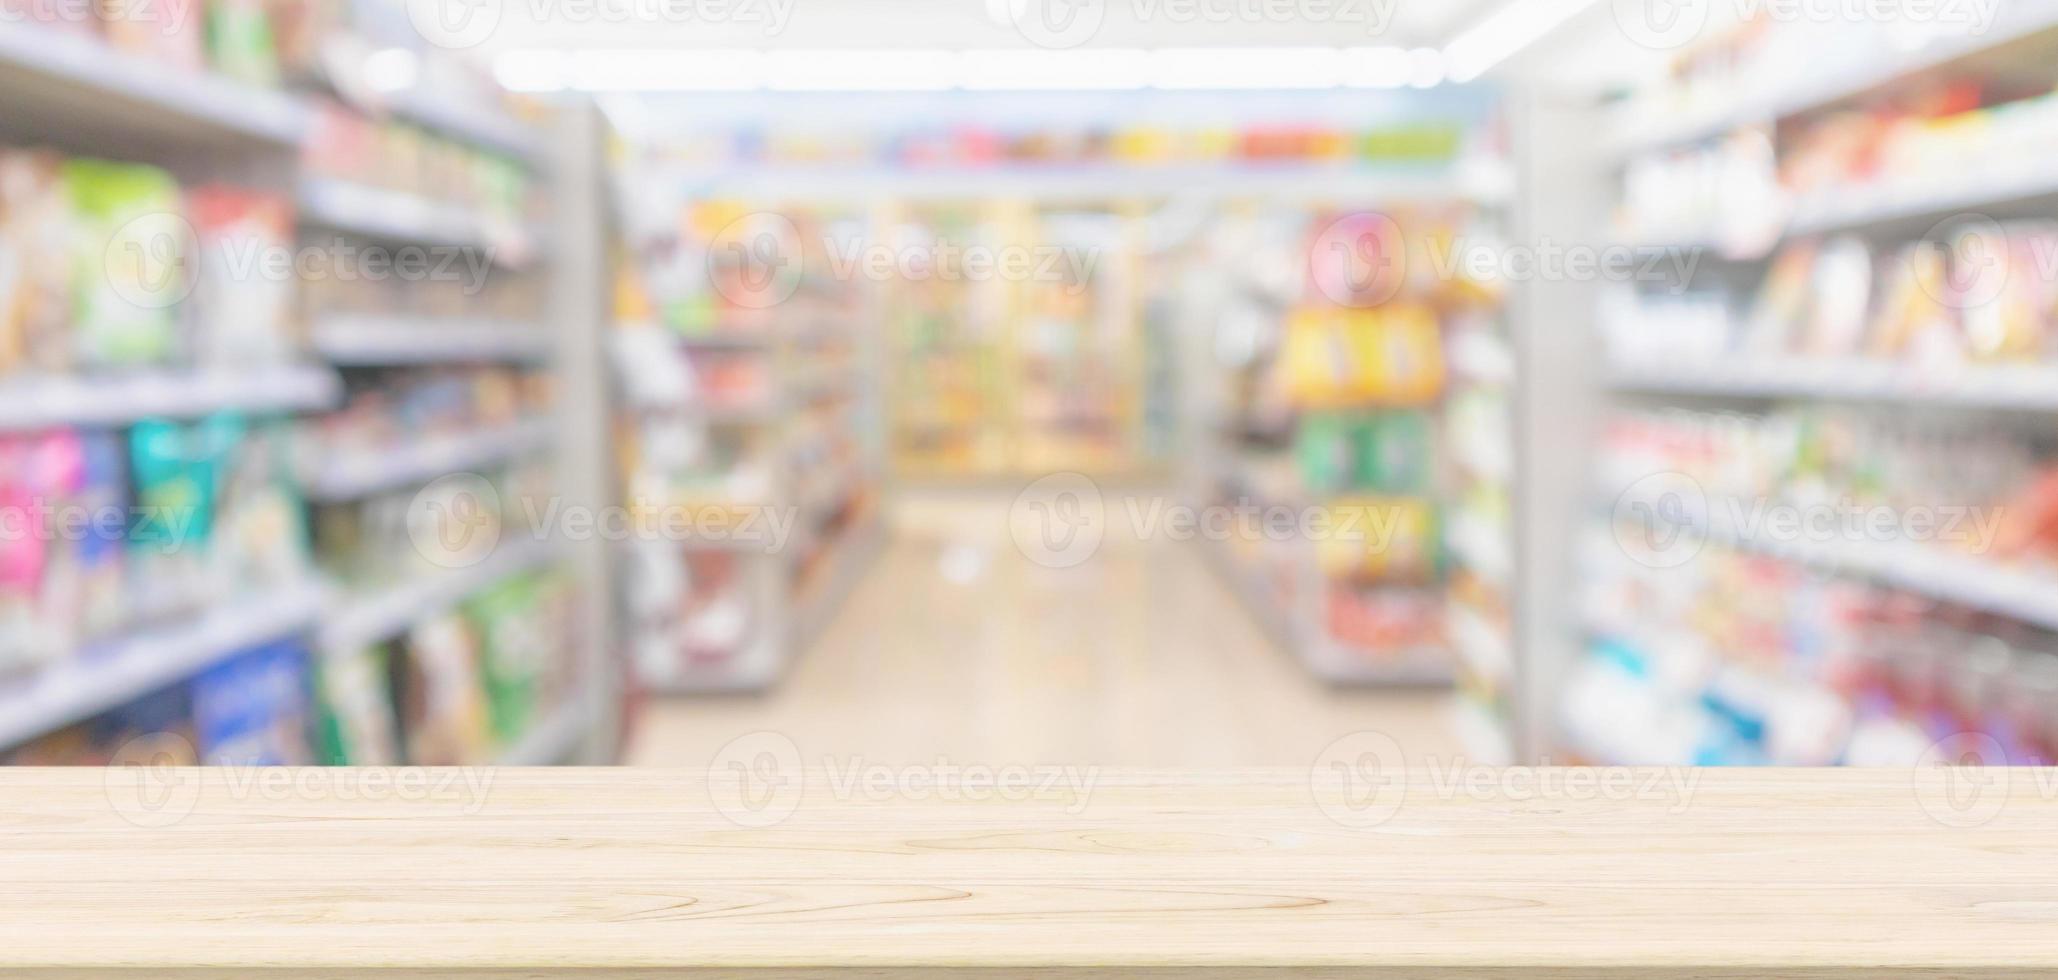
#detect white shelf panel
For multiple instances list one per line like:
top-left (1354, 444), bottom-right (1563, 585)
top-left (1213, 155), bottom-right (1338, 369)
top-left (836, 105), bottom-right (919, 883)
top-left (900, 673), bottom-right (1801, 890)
top-left (298, 179), bottom-right (539, 262)
top-left (0, 583), bottom-right (326, 750)
top-left (321, 538), bottom-right (562, 653)
top-left (0, 24), bottom-right (307, 149)
top-left (0, 365), bottom-right (341, 431)
top-left (1786, 162), bottom-right (2058, 237)
top-left (306, 419), bottom-right (553, 502)
top-left (312, 315), bottom-right (551, 365)
top-left (1609, 358), bottom-right (2058, 411)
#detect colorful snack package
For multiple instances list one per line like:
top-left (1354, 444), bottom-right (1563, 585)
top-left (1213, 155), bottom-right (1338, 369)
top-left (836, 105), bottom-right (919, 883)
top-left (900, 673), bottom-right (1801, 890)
top-left (193, 639), bottom-right (314, 765)
top-left (98, 0), bottom-right (206, 71)
top-left (465, 574), bottom-right (549, 746)
top-left (128, 420), bottom-right (217, 618)
top-left (208, 416), bottom-right (310, 592)
top-left (188, 186), bottom-right (295, 365)
top-left (203, 0), bottom-right (281, 86)
top-left (0, 150), bottom-right (75, 375)
top-left (315, 642), bottom-right (402, 765)
top-left (64, 158), bottom-right (186, 370)
top-left (399, 613), bottom-right (491, 766)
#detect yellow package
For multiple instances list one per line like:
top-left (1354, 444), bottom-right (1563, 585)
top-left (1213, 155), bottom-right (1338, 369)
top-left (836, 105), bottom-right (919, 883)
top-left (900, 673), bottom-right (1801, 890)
top-left (1279, 304), bottom-right (1446, 409)
top-left (1315, 497), bottom-right (1440, 583)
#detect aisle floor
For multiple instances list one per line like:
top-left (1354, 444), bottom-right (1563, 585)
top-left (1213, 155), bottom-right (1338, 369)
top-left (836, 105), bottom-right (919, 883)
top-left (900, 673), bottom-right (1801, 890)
top-left (628, 492), bottom-right (1461, 768)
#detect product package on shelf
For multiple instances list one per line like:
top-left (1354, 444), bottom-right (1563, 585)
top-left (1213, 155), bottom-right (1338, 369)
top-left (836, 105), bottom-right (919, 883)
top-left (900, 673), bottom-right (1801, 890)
top-left (1, 146), bottom-right (308, 380)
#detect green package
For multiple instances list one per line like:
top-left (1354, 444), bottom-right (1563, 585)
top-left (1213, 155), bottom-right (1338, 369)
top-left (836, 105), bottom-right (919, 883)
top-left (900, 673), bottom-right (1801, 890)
top-left (1358, 411), bottom-right (1436, 495)
top-left (205, 0), bottom-right (280, 86)
top-left (65, 159), bottom-right (184, 369)
top-left (465, 573), bottom-right (549, 746)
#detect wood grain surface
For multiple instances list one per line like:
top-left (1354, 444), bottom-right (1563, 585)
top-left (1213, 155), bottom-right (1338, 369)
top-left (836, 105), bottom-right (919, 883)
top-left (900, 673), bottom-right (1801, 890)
top-left (2, 767), bottom-right (2056, 977)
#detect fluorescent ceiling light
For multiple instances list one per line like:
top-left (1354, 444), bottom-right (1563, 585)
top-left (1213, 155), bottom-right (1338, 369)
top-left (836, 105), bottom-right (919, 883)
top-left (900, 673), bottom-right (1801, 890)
top-left (1149, 47), bottom-right (1345, 89)
top-left (1407, 47), bottom-right (1445, 89)
top-left (572, 49), bottom-right (764, 91)
top-left (1341, 46), bottom-right (1411, 89)
top-left (960, 49), bottom-right (1152, 90)
top-left (766, 49), bottom-right (963, 91)
top-left (1442, 0), bottom-right (1601, 83)
top-left (495, 49), bottom-right (569, 92)
top-left (493, 45), bottom-right (1450, 92)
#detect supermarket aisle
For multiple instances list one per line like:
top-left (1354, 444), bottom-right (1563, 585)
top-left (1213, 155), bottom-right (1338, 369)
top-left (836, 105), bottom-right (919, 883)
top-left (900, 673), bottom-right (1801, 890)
top-left (629, 493), bottom-right (1460, 768)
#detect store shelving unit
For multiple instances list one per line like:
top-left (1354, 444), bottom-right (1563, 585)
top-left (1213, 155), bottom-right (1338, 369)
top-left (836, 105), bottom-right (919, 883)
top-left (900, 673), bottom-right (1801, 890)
top-left (1570, 11), bottom-right (2058, 766)
top-left (0, 18), bottom-right (608, 765)
top-left (615, 309), bottom-right (887, 694)
top-left (1600, 1), bottom-right (2058, 159)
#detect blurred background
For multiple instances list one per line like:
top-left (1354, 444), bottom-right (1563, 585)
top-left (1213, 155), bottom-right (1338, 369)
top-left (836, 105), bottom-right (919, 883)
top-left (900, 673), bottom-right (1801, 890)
top-left (4, 0), bottom-right (2057, 771)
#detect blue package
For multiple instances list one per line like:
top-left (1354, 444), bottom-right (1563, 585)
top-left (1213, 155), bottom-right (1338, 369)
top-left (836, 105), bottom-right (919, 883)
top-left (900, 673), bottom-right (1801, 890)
top-left (192, 639), bottom-right (314, 765)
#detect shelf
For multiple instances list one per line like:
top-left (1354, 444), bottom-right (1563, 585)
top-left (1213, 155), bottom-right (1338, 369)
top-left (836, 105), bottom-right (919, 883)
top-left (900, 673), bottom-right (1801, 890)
top-left (1620, 491), bottom-right (2058, 632)
top-left (0, 24), bottom-right (307, 151)
top-left (496, 697), bottom-right (591, 765)
top-left (320, 538), bottom-right (562, 653)
top-left (1608, 358), bottom-right (2058, 411)
top-left (1604, 4), bottom-right (2058, 157)
top-left (0, 583), bottom-right (326, 750)
top-left (1786, 162), bottom-right (2058, 237)
top-left (0, 365), bottom-right (341, 431)
top-left (298, 178), bottom-right (538, 260)
top-left (305, 419), bottom-right (553, 502)
top-left (311, 315), bottom-right (552, 365)
top-left (385, 89), bottom-right (546, 167)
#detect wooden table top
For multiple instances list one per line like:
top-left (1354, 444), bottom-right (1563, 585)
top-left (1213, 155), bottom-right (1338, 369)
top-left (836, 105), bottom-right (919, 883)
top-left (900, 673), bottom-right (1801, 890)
top-left (2, 766), bottom-right (2055, 977)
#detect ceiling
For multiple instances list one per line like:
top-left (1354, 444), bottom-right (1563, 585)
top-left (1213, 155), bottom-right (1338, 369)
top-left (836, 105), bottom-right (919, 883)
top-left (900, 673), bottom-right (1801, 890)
top-left (460, 0), bottom-right (1502, 52)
